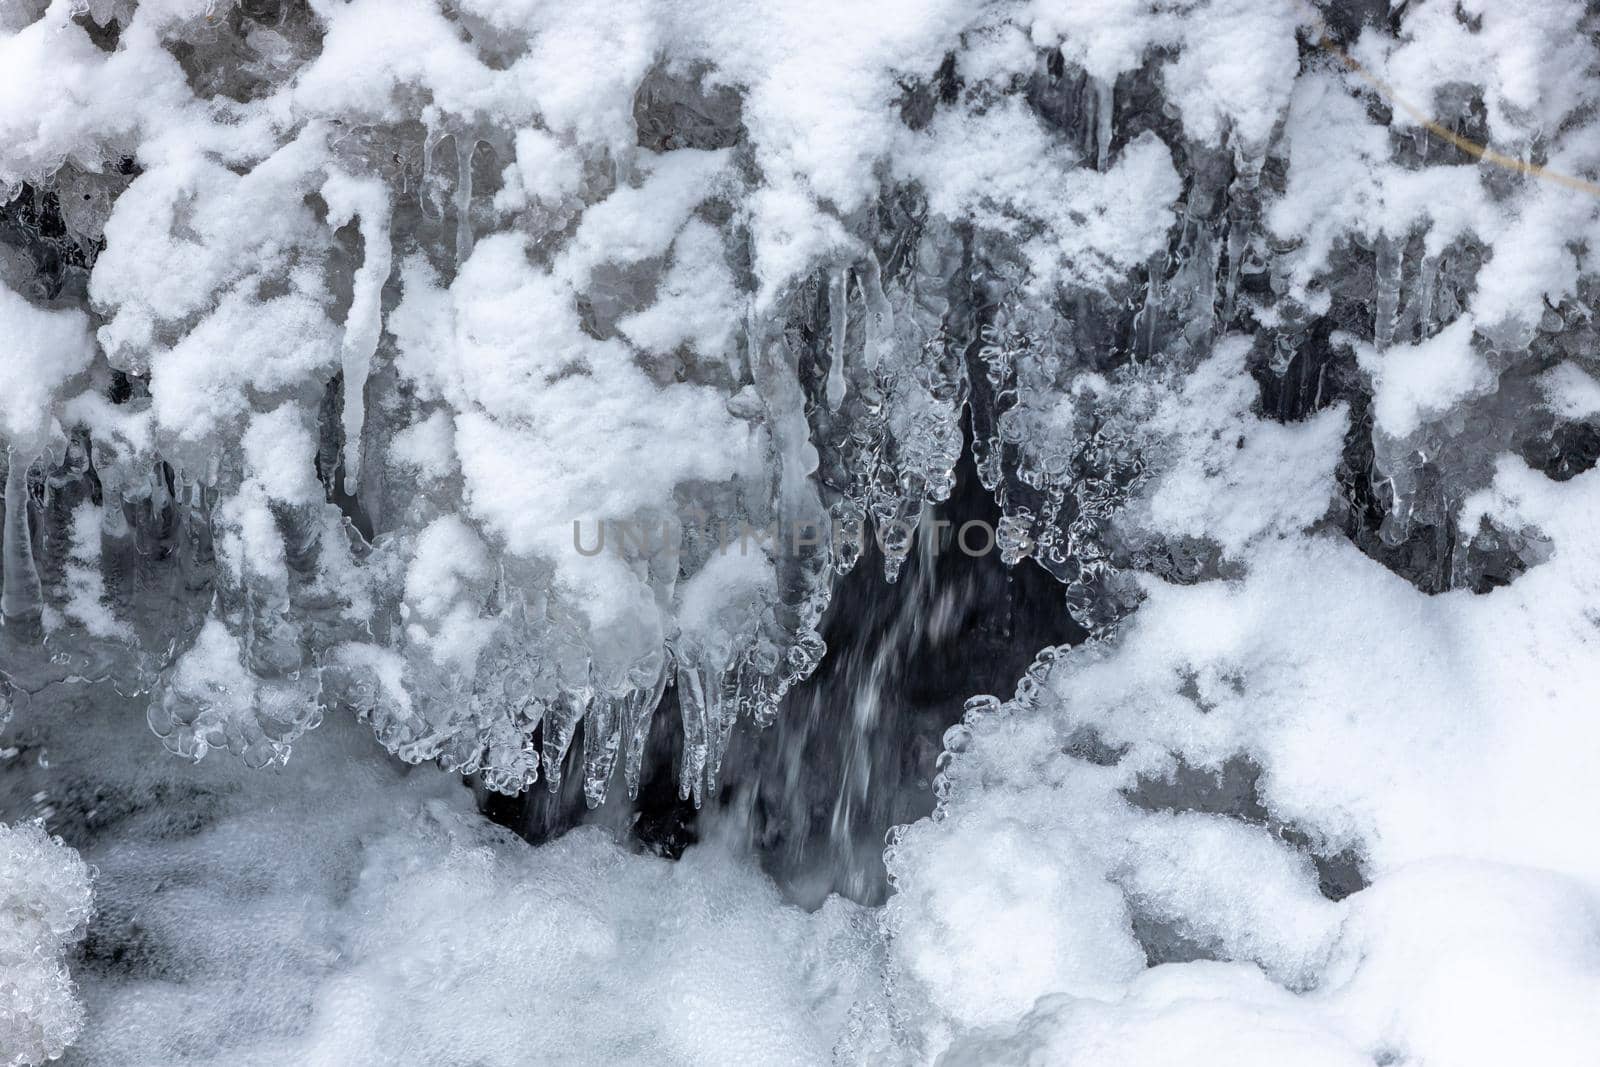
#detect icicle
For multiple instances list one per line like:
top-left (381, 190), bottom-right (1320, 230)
top-left (748, 311), bottom-right (821, 511)
top-left (322, 174), bottom-right (394, 490)
top-left (37, 450), bottom-right (83, 603)
top-left (581, 691), bottom-right (623, 809)
top-left (622, 659), bottom-right (671, 800)
top-left (1416, 254), bottom-right (1438, 342)
top-left (93, 485), bottom-right (136, 625)
top-left (668, 658), bottom-right (744, 808)
top-left (540, 687), bottom-right (588, 791)
top-left (1375, 233), bottom-right (1402, 351)
top-left (1183, 219), bottom-right (1218, 344)
top-left (676, 660), bottom-right (709, 806)
top-left (1093, 75), bottom-right (1114, 172)
top-left (831, 498), bottom-right (866, 575)
top-left (173, 474), bottom-right (214, 597)
top-left (419, 124), bottom-right (446, 218)
top-left (454, 135), bottom-right (475, 266)
top-left (996, 507), bottom-right (1036, 566)
top-left (147, 460), bottom-right (171, 519)
top-left (971, 319), bottom-right (1018, 492)
top-left (876, 494), bottom-right (921, 583)
top-left (2, 449), bottom-right (44, 632)
top-left (745, 310), bottom-right (834, 751)
top-left (859, 253), bottom-right (894, 372)
top-left (1135, 249), bottom-right (1164, 359)
top-left (703, 668), bottom-right (739, 792)
top-left (735, 653), bottom-right (779, 726)
top-left (340, 199), bottom-right (391, 490)
top-left (826, 266), bottom-right (849, 411)
top-left (1223, 218), bottom-right (1247, 322)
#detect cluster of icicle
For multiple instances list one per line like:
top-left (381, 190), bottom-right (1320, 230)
top-left (0, 328), bottom-right (836, 810)
top-left (6, 0), bottom-right (1599, 806)
top-left (0, 113), bottom-right (847, 810)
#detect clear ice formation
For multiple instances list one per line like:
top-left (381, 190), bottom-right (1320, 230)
top-left (1, 0), bottom-right (1597, 819)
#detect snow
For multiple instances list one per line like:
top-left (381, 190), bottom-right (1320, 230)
top-left (676, 0), bottom-right (979, 214)
top-left (287, 824), bottom-right (874, 1067)
top-left (1137, 337), bottom-right (1347, 557)
top-left (1027, 0), bottom-right (1302, 146)
top-left (150, 288), bottom-right (339, 443)
top-left (1322, 861), bottom-right (1600, 1067)
top-left (1539, 362), bottom-right (1600, 420)
top-left (61, 503), bottom-right (131, 641)
top-left (498, 127), bottom-right (583, 209)
top-left (1161, 0), bottom-right (1301, 149)
top-left (0, 283), bottom-right (95, 450)
top-left (1363, 0), bottom-right (1598, 145)
top-left (0, 821), bottom-right (92, 1067)
top-left (391, 230), bottom-right (758, 637)
top-left (292, 0), bottom-right (509, 126)
top-left (888, 450), bottom-right (1600, 1060)
top-left (1361, 318), bottom-right (1495, 439)
top-left (1026, 0), bottom-right (1172, 84)
top-left (7, 0), bottom-right (1600, 1062)
top-left (241, 405), bottom-right (321, 505)
top-left (898, 106), bottom-right (1181, 293)
top-left (675, 549), bottom-right (777, 670)
top-left (558, 150), bottom-right (731, 288)
top-left (387, 409), bottom-right (457, 481)
top-left (617, 218), bottom-right (743, 365)
top-left (320, 170), bottom-right (393, 485)
top-left (403, 514), bottom-right (497, 670)
top-left (940, 964), bottom-right (1367, 1067)
top-left (0, 8), bottom-right (187, 186)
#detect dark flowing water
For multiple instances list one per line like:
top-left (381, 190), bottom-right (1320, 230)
top-left (480, 431), bottom-right (1084, 906)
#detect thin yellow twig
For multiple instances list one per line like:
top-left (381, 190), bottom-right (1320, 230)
top-left (1298, 0), bottom-right (1600, 198)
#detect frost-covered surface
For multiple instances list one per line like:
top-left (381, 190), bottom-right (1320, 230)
top-left (0, 821), bottom-right (92, 1067)
top-left (5, 0), bottom-right (1600, 1062)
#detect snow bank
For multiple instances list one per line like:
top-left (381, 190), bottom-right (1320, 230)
top-left (886, 401), bottom-right (1600, 1063)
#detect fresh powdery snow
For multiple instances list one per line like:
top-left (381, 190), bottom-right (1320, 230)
top-left (4, 0), bottom-right (1600, 1064)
